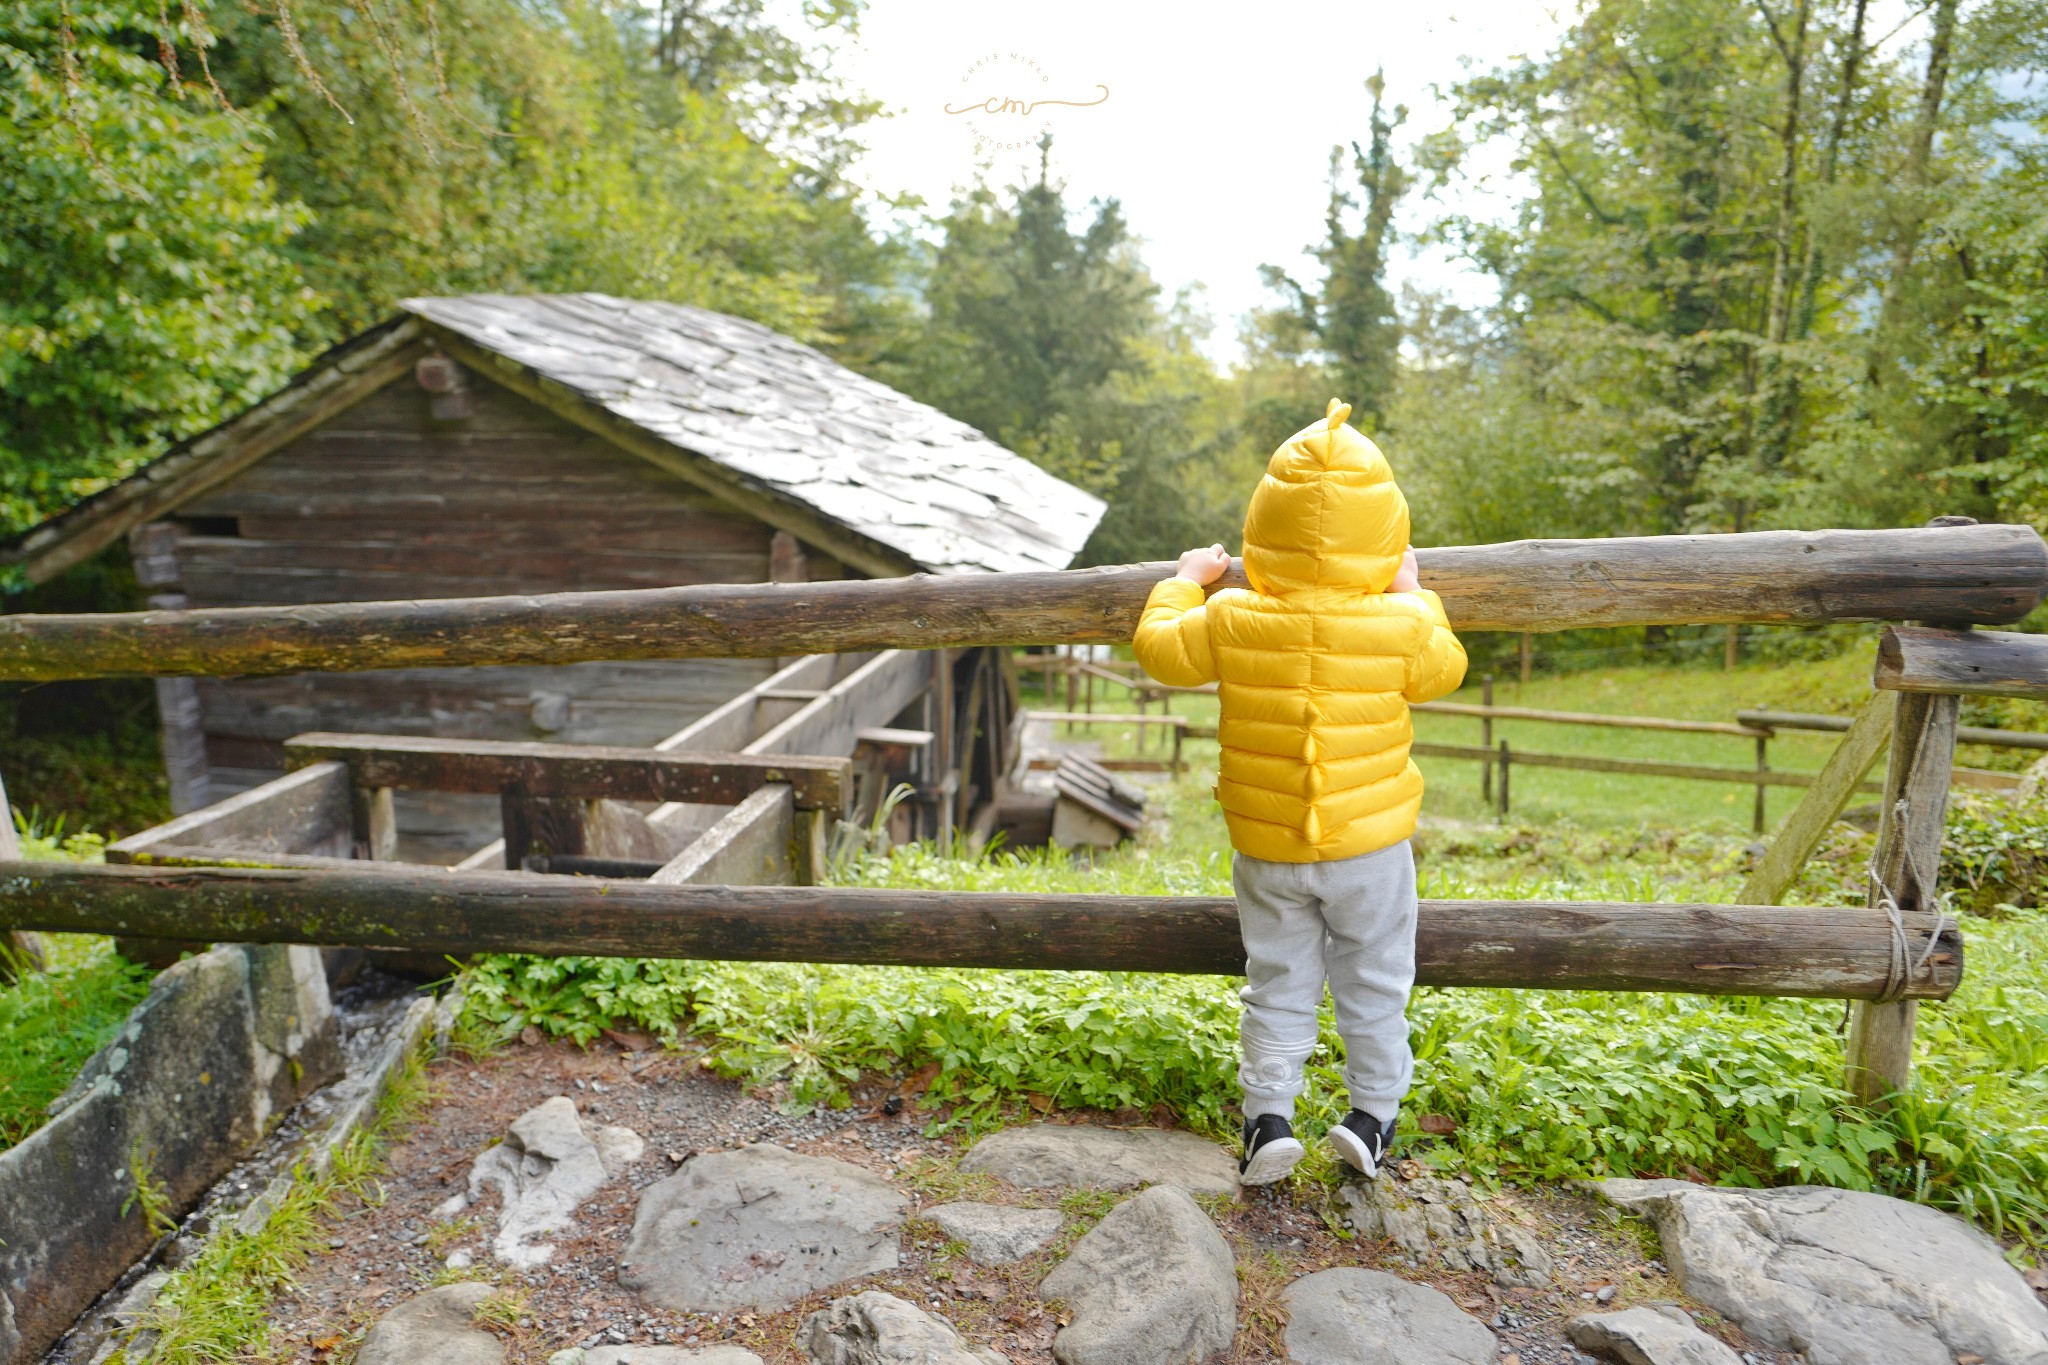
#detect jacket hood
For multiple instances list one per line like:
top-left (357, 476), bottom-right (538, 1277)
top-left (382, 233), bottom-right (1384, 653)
top-left (1241, 399), bottom-right (1408, 596)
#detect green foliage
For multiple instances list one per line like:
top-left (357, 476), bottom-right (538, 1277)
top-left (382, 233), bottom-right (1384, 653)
top-left (1941, 787), bottom-right (2048, 914)
top-left (0, 934), bottom-right (150, 1147)
top-left (0, 0), bottom-right (315, 539)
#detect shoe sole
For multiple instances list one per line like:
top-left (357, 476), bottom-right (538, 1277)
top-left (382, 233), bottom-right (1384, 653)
top-left (1239, 1137), bottom-right (1305, 1186)
top-left (1327, 1124), bottom-right (1382, 1178)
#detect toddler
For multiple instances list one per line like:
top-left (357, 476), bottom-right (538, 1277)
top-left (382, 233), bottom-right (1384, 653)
top-left (1135, 399), bottom-right (1466, 1183)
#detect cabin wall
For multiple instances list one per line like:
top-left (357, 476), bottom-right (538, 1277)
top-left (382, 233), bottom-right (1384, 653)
top-left (142, 366), bottom-right (856, 809)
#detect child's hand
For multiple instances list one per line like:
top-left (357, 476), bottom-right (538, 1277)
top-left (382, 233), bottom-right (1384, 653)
top-left (1389, 546), bottom-right (1421, 593)
top-left (1176, 544), bottom-right (1231, 586)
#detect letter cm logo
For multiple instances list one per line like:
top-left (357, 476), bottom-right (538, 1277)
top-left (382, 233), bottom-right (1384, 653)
top-left (945, 52), bottom-right (1108, 151)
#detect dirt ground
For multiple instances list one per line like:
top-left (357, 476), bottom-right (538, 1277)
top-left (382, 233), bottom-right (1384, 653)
top-left (267, 1033), bottom-right (1789, 1365)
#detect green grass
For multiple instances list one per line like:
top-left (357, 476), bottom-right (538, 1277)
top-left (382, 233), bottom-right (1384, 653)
top-left (1, 823), bottom-right (149, 1150)
top-left (469, 655), bottom-right (2048, 1251)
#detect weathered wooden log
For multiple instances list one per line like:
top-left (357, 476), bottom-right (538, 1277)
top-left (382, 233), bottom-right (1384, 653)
top-left (0, 862), bottom-right (1961, 1000)
top-left (1, 525), bottom-right (2041, 681)
top-left (1874, 625), bottom-right (2048, 701)
top-left (1738, 707), bottom-right (2048, 751)
top-left (282, 733), bottom-right (851, 811)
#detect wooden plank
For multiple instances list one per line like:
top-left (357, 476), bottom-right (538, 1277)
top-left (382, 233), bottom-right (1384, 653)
top-left (1416, 701), bottom-right (1763, 737)
top-left (0, 318), bottom-right (430, 585)
top-left (281, 733), bottom-right (850, 811)
top-left (7, 525), bottom-right (2044, 682)
top-left (1025, 711), bottom-right (1188, 728)
top-left (648, 785), bottom-right (794, 886)
top-left (107, 762), bottom-right (353, 862)
top-left (1847, 690), bottom-right (1961, 1104)
top-left (1737, 707), bottom-right (2048, 751)
top-left (1875, 625), bottom-right (2048, 701)
top-left (1409, 742), bottom-right (1879, 791)
top-left (1739, 693), bottom-right (1896, 906)
top-left (0, 862), bottom-right (1963, 1000)
top-left (751, 651), bottom-right (931, 759)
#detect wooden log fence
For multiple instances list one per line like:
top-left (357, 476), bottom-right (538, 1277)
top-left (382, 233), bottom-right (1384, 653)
top-left (1738, 708), bottom-right (2048, 752)
top-left (1875, 625), bottom-right (2048, 700)
top-left (2, 525), bottom-right (2043, 682)
top-left (0, 862), bottom-right (1961, 1001)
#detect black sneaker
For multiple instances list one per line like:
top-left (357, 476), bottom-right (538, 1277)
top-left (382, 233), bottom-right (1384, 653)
top-left (1239, 1114), bottom-right (1306, 1186)
top-left (1328, 1109), bottom-right (1397, 1177)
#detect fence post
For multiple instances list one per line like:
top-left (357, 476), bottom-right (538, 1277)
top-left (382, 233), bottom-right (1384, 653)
top-left (1520, 634), bottom-right (1533, 686)
top-left (1481, 674), bottom-right (1495, 802)
top-left (0, 769), bottom-right (49, 981)
top-left (1497, 740), bottom-right (1512, 818)
top-left (1845, 689), bottom-right (1957, 1105)
top-left (1752, 731), bottom-right (1769, 835)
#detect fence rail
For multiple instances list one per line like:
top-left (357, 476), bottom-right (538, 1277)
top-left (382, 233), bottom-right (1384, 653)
top-left (2, 525), bottom-right (2042, 681)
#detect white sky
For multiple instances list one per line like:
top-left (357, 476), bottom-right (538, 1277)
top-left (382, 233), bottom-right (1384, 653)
top-left (825, 0), bottom-right (1576, 364)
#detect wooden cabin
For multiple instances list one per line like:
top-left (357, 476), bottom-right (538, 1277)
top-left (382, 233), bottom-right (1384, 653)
top-left (4, 294), bottom-right (1103, 862)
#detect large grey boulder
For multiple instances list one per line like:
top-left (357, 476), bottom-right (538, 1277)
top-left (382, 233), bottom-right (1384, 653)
top-left (356, 1283), bottom-right (505, 1365)
top-left (1599, 1179), bottom-right (2048, 1365)
top-left (797, 1291), bottom-right (1005, 1365)
top-left (961, 1125), bottom-right (1237, 1195)
top-left (0, 944), bottom-right (340, 1365)
top-left (1338, 1175), bottom-right (1552, 1287)
top-left (926, 1201), bottom-right (1064, 1265)
top-left (1040, 1184), bottom-right (1236, 1365)
top-left (468, 1096), bottom-right (641, 1268)
top-left (619, 1145), bottom-right (907, 1313)
top-left (1281, 1268), bottom-right (1495, 1365)
top-left (1566, 1306), bottom-right (1744, 1365)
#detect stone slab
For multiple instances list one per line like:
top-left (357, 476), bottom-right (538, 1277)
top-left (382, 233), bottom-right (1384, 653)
top-left (1598, 1179), bottom-right (2048, 1365)
top-left (468, 1096), bottom-right (635, 1268)
top-left (619, 1145), bottom-right (907, 1313)
top-left (1041, 1184), bottom-right (1236, 1365)
top-left (1566, 1306), bottom-right (1744, 1365)
top-left (925, 1202), bottom-right (1064, 1265)
top-left (584, 1348), bottom-right (763, 1365)
top-left (797, 1290), bottom-right (1005, 1364)
top-left (1281, 1268), bottom-right (1496, 1365)
top-left (356, 1283), bottom-right (504, 1365)
top-left (0, 945), bottom-right (340, 1365)
top-left (960, 1124), bottom-right (1237, 1195)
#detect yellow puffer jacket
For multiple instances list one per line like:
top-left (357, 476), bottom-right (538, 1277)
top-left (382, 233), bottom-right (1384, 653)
top-left (1134, 400), bottom-right (1466, 862)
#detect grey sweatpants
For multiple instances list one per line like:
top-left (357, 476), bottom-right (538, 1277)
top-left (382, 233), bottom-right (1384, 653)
top-left (1233, 840), bottom-right (1417, 1124)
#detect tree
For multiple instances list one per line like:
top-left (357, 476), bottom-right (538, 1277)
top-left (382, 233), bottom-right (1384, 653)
top-left (0, 0), bottom-right (314, 545)
top-left (1261, 73), bottom-right (1410, 429)
top-left (900, 142), bottom-right (1233, 564)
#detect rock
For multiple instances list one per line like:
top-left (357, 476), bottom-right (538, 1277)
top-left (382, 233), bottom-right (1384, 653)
top-left (1281, 1268), bottom-right (1496, 1364)
top-left (925, 1202), bottom-right (1064, 1265)
top-left (619, 1144), bottom-right (907, 1313)
top-left (446, 1249), bottom-right (475, 1270)
top-left (468, 1097), bottom-right (633, 1268)
top-left (0, 944), bottom-right (342, 1365)
top-left (595, 1125), bottom-right (647, 1177)
top-left (797, 1290), bottom-right (1005, 1365)
top-left (1040, 1185), bottom-right (1235, 1365)
top-left (1337, 1177), bottom-right (1552, 1288)
top-left (355, 1283), bottom-right (505, 1365)
top-left (586, 1349), bottom-right (764, 1365)
top-left (1597, 1179), bottom-right (2048, 1365)
top-left (1566, 1306), bottom-right (1743, 1365)
top-left (960, 1124), bottom-right (1237, 1195)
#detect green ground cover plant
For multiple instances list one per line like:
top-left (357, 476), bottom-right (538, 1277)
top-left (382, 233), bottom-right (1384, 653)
top-left (464, 763), bottom-right (2048, 1247)
top-left (0, 822), bottom-right (149, 1149)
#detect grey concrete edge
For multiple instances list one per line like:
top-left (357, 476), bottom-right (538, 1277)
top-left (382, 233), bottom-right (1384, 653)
top-left (59, 985), bottom-right (456, 1364)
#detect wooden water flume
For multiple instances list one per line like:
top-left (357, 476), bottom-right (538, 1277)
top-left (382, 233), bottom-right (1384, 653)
top-left (0, 524), bottom-right (2043, 681)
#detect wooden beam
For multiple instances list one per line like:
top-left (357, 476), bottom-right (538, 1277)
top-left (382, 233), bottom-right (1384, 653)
top-left (281, 733), bottom-right (851, 811)
top-left (1875, 625), bottom-right (2048, 701)
top-left (0, 863), bottom-right (1962, 1000)
top-left (1410, 742), bottom-right (1880, 791)
top-left (1739, 693), bottom-right (1895, 906)
top-left (0, 318), bottom-right (429, 586)
top-left (107, 761), bottom-right (353, 863)
top-left (0, 770), bottom-right (47, 979)
top-left (4, 525), bottom-right (2043, 682)
top-left (1738, 707), bottom-right (2048, 751)
top-left (1847, 690), bottom-right (1960, 1104)
top-left (1418, 701), bottom-right (1764, 737)
top-left (648, 785), bottom-right (794, 885)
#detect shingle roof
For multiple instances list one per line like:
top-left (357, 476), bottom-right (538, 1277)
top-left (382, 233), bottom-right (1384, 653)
top-left (402, 294), bottom-right (1106, 575)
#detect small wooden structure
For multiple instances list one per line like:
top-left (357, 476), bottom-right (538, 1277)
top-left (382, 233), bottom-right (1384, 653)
top-left (0, 294), bottom-right (1103, 856)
